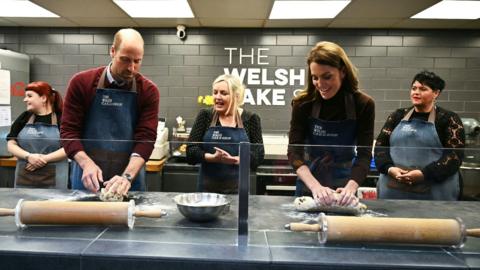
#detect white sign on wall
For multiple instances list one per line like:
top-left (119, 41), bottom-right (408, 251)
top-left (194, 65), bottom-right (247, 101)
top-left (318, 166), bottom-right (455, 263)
top-left (223, 48), bottom-right (305, 106)
top-left (0, 69), bottom-right (11, 105)
top-left (0, 105), bottom-right (11, 126)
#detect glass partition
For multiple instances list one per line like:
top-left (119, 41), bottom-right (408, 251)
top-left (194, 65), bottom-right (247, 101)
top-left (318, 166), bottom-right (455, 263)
top-left (1, 136), bottom-right (479, 249)
top-left (247, 142), bottom-right (480, 251)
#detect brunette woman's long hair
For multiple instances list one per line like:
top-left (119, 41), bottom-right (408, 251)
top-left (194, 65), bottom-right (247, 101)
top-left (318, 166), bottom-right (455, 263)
top-left (294, 41), bottom-right (359, 103)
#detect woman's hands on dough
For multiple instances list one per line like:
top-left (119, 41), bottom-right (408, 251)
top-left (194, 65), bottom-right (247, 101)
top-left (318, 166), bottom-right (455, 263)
top-left (336, 180), bottom-right (359, 206)
top-left (311, 184), bottom-right (336, 206)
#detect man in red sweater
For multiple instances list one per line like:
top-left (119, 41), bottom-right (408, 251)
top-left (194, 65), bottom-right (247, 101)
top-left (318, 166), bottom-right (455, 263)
top-left (61, 28), bottom-right (159, 195)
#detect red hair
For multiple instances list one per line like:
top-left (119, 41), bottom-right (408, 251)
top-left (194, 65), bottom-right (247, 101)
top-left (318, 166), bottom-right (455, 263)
top-left (25, 81), bottom-right (63, 114)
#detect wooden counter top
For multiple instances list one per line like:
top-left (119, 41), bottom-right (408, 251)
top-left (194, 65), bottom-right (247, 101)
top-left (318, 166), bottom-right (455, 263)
top-left (145, 158), bottom-right (166, 172)
top-left (0, 156), bottom-right (16, 167)
top-left (0, 156), bottom-right (166, 172)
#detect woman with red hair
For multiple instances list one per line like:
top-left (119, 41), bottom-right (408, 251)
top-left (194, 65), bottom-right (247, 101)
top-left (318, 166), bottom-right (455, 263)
top-left (7, 81), bottom-right (68, 188)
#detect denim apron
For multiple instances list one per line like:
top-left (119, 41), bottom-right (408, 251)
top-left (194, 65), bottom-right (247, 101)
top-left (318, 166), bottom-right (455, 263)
top-left (15, 113), bottom-right (68, 189)
top-left (377, 108), bottom-right (459, 200)
top-left (198, 111), bottom-right (249, 194)
top-left (295, 93), bottom-right (357, 196)
top-left (70, 68), bottom-right (146, 191)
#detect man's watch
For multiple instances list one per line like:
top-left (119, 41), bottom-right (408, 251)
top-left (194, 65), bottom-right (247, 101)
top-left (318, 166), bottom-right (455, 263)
top-left (121, 173), bottom-right (133, 183)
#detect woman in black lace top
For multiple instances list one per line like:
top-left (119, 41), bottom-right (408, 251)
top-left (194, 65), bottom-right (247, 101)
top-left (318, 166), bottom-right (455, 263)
top-left (375, 71), bottom-right (465, 200)
top-left (186, 74), bottom-right (264, 193)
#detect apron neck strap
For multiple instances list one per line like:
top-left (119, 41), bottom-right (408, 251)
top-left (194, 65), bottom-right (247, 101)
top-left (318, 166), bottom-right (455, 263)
top-left (26, 114), bottom-right (35, 124)
top-left (345, 92), bottom-right (356, 120)
top-left (236, 110), bottom-right (244, 128)
top-left (51, 112), bottom-right (58, 125)
top-left (310, 92), bottom-right (356, 120)
top-left (311, 99), bottom-right (321, 119)
top-left (403, 108), bottom-right (415, 121)
top-left (26, 112), bottom-right (57, 125)
top-left (211, 110), bottom-right (244, 128)
top-left (98, 66), bottom-right (137, 92)
top-left (210, 111), bottom-right (218, 127)
top-left (403, 107), bottom-right (436, 123)
top-left (428, 106), bottom-right (436, 123)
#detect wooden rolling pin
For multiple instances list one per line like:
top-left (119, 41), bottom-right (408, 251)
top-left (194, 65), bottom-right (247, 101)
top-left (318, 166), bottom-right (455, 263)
top-left (0, 199), bottom-right (165, 229)
top-left (286, 215), bottom-right (480, 247)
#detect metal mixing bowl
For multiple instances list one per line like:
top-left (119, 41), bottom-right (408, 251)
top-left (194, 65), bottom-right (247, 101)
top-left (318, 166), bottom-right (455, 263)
top-left (173, 193), bottom-right (230, 222)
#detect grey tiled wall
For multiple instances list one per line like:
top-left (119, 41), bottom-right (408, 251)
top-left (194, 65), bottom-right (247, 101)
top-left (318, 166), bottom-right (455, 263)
top-left (1, 27), bottom-right (479, 136)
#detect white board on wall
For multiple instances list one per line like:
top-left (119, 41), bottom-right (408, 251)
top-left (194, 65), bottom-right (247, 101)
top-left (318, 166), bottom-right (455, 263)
top-left (0, 69), bottom-right (11, 105)
top-left (0, 105), bottom-right (11, 126)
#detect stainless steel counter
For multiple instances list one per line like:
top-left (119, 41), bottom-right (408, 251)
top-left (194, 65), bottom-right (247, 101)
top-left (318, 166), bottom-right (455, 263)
top-left (0, 188), bottom-right (479, 270)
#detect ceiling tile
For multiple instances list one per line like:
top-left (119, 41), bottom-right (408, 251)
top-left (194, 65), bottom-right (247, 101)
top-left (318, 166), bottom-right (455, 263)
top-left (198, 18), bottom-right (264, 28)
top-left (0, 18), bottom-right (18, 27)
top-left (190, 0), bottom-right (273, 19)
top-left (338, 0), bottom-right (440, 18)
top-left (458, 20), bottom-right (480, 29)
top-left (265, 19), bottom-right (331, 28)
top-left (5, 17), bottom-right (77, 27)
top-left (66, 18), bottom-right (137, 28)
top-left (393, 19), bottom-right (471, 29)
top-left (135, 18), bottom-right (201, 28)
top-left (0, 0), bottom-right (475, 29)
top-left (32, 0), bottom-right (127, 18)
top-left (329, 18), bottom-right (401, 28)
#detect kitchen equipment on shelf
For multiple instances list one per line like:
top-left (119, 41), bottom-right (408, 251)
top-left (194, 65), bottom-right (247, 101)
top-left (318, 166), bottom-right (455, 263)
top-left (173, 193), bottom-right (230, 222)
top-left (150, 128), bottom-right (169, 160)
top-left (256, 133), bottom-right (294, 195)
top-left (461, 118), bottom-right (480, 165)
top-left (150, 117), bottom-right (169, 160)
top-left (460, 118), bottom-right (480, 200)
top-left (171, 127), bottom-right (190, 157)
top-left (286, 213), bottom-right (480, 248)
top-left (262, 133), bottom-right (289, 160)
top-left (0, 199), bottom-right (166, 229)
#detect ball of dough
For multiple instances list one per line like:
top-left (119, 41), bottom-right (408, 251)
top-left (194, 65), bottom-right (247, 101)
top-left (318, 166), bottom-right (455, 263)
top-left (293, 195), bottom-right (367, 215)
top-left (99, 188), bottom-right (125, 202)
top-left (294, 196), bottom-right (317, 211)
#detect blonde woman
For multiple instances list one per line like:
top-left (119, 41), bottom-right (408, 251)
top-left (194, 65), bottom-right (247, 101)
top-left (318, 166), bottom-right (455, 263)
top-left (187, 74), bottom-right (264, 194)
top-left (288, 41), bottom-right (375, 206)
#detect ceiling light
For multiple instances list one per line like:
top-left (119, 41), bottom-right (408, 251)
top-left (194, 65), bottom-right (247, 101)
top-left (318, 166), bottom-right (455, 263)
top-left (269, 0), bottom-right (351, 19)
top-left (412, 0), bottom-right (480, 19)
top-left (0, 0), bottom-right (59, 17)
top-left (113, 0), bottom-right (194, 18)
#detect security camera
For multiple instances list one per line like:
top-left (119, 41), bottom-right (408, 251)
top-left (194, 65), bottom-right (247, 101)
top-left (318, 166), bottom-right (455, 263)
top-left (176, 25), bottom-right (186, 40)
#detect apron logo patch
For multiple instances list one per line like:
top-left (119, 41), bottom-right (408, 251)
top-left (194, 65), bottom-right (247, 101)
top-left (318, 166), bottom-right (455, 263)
top-left (101, 95), bottom-right (123, 107)
top-left (400, 124), bottom-right (417, 133)
top-left (313, 125), bottom-right (338, 137)
top-left (211, 130), bottom-right (232, 140)
top-left (26, 127), bottom-right (43, 137)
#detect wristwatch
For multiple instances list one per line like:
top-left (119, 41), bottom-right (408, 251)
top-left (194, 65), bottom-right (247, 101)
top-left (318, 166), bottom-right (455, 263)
top-left (121, 173), bottom-right (133, 183)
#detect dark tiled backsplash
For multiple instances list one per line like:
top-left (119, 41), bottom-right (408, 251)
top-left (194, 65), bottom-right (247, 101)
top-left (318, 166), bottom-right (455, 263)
top-left (1, 27), bottom-right (479, 135)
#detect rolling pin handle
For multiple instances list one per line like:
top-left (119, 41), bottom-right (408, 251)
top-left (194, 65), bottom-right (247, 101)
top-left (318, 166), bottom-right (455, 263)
top-left (287, 223), bottom-right (322, 232)
top-left (0, 208), bottom-right (15, 216)
top-left (134, 209), bottom-right (166, 218)
top-left (466, 229), bottom-right (480, 238)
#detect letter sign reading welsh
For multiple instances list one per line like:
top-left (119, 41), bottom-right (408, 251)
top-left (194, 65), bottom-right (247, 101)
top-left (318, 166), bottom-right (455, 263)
top-left (223, 48), bottom-right (305, 106)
